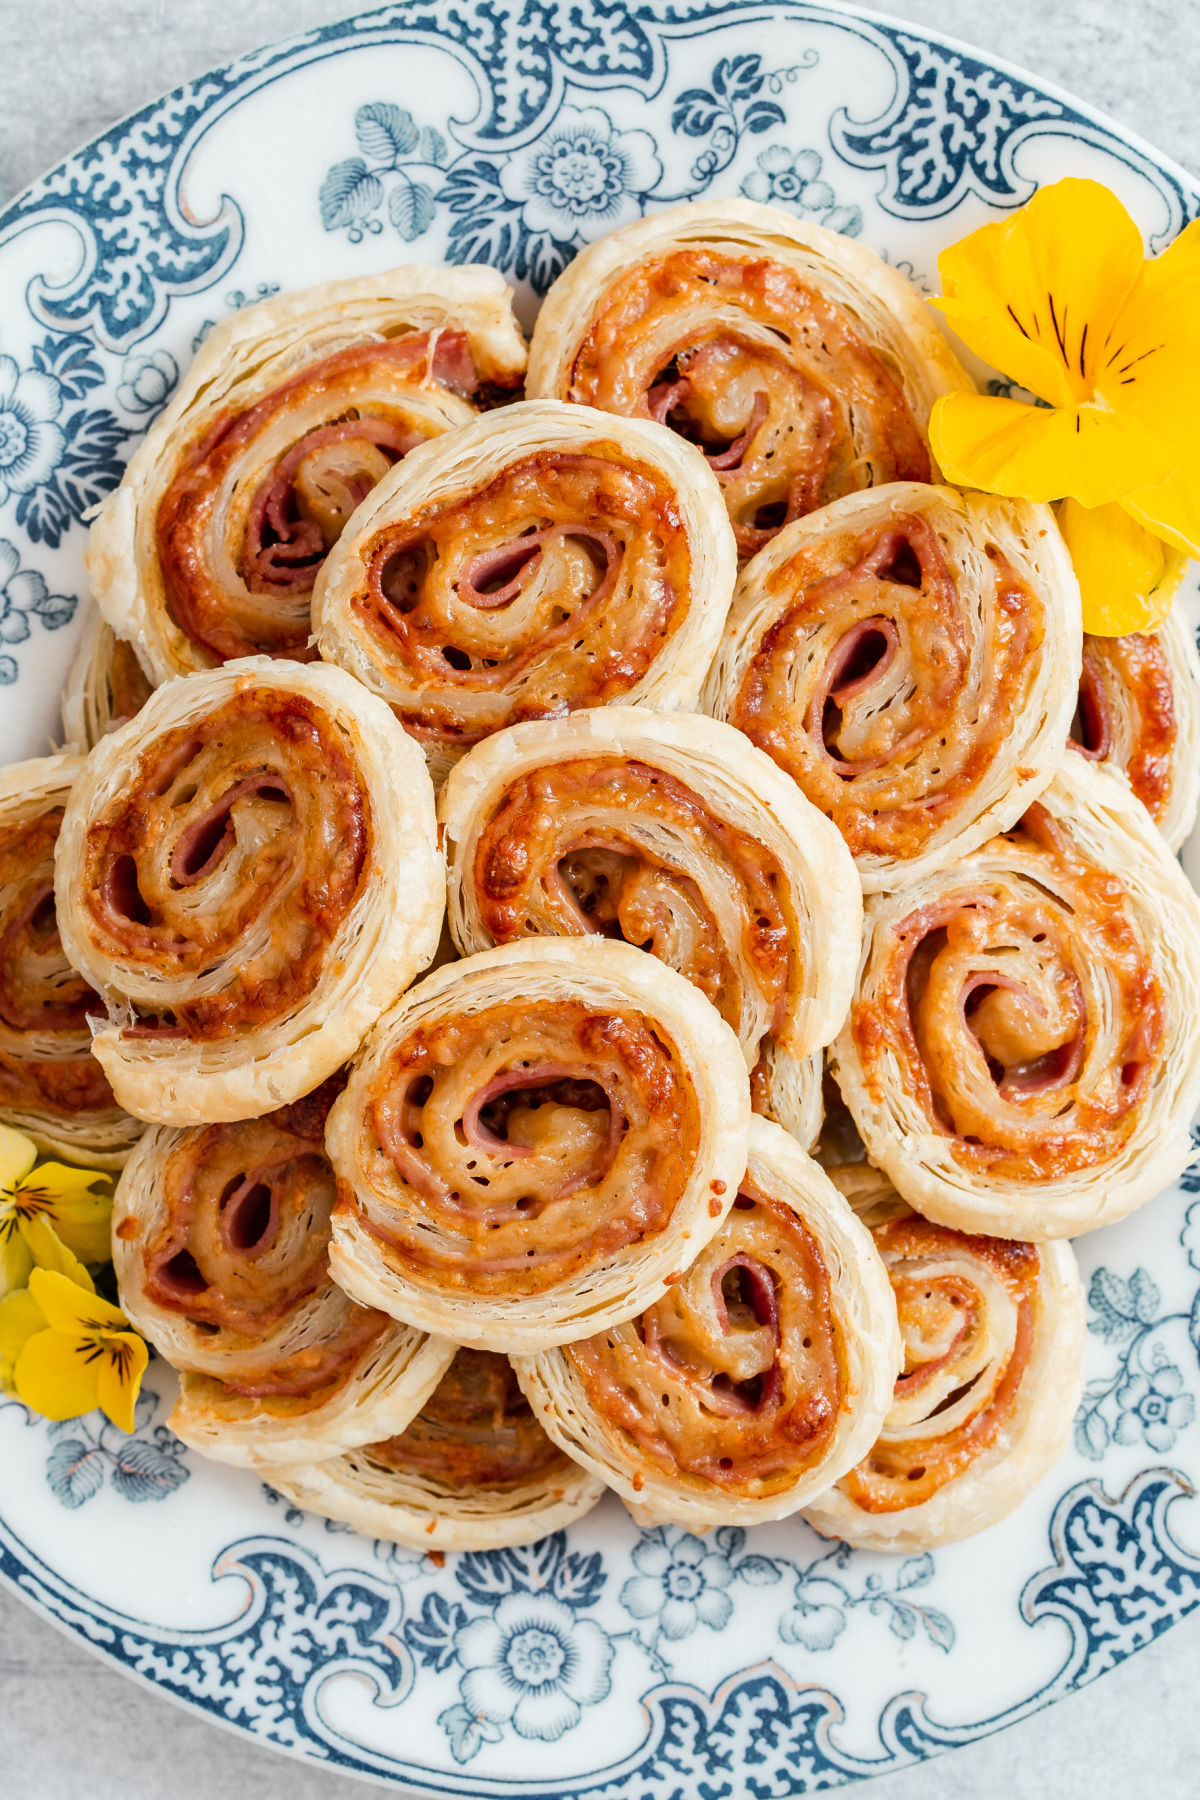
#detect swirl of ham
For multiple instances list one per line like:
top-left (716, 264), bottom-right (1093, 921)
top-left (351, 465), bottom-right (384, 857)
top-left (364, 1348), bottom-right (570, 1489)
top-left (712, 486), bottom-right (1075, 887)
top-left (73, 688), bottom-right (369, 1043)
top-left (471, 756), bottom-right (794, 1066)
top-left (115, 1082), bottom-right (392, 1405)
top-left (1067, 620), bottom-right (1200, 850)
top-left (563, 1186), bottom-right (844, 1495)
top-left (0, 765), bottom-right (134, 1161)
top-left (559, 249), bottom-right (930, 556)
top-left (341, 450), bottom-right (691, 750)
top-left (844, 803), bottom-right (1162, 1188)
top-left (154, 333), bottom-right (481, 665)
top-left (341, 996), bottom-right (698, 1298)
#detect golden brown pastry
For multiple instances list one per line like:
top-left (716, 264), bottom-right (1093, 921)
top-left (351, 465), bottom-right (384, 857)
top-left (526, 197), bottom-right (970, 554)
top-left (54, 659), bottom-right (443, 1124)
top-left (326, 937), bottom-right (751, 1351)
top-left (267, 1348), bottom-right (604, 1550)
top-left (514, 1117), bottom-right (899, 1526)
top-left (87, 266), bottom-right (527, 682)
top-left (60, 608), bottom-right (153, 754)
top-left (0, 755), bottom-right (139, 1167)
top-left (804, 1163), bottom-right (1084, 1550)
top-left (113, 1080), bottom-right (454, 1466)
top-left (439, 707), bottom-right (860, 1143)
top-left (1069, 610), bottom-right (1200, 850)
top-left (312, 399), bottom-right (737, 782)
top-left (831, 754), bottom-right (1200, 1238)
top-left (703, 482), bottom-right (1081, 890)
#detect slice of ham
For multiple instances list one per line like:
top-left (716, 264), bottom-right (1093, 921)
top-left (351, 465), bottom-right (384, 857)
top-left (169, 776), bottom-right (291, 888)
top-left (456, 528), bottom-right (620, 612)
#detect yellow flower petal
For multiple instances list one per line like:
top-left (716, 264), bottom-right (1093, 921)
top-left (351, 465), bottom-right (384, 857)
top-left (95, 1332), bottom-right (148, 1434)
top-left (0, 1125), bottom-right (39, 1196)
top-left (1122, 465), bottom-right (1200, 559)
top-left (1095, 218), bottom-right (1200, 462)
top-left (930, 391), bottom-right (1173, 506)
top-left (1057, 497), bottom-right (1186, 635)
top-left (13, 1328), bottom-right (101, 1421)
top-left (0, 1288), bottom-right (46, 1386)
top-left (18, 1163), bottom-right (113, 1265)
top-left (28, 1266), bottom-right (128, 1335)
top-left (0, 1222), bottom-right (33, 1299)
top-left (18, 1216), bottom-right (96, 1291)
top-left (933, 179), bottom-right (1145, 408)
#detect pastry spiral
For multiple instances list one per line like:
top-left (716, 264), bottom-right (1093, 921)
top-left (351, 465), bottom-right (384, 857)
top-left (439, 707), bottom-right (859, 1142)
top-left (526, 198), bottom-right (969, 555)
top-left (804, 1163), bottom-right (1084, 1551)
top-left (831, 754), bottom-right (1200, 1238)
top-left (87, 266), bottom-right (527, 683)
top-left (113, 1080), bottom-right (453, 1466)
top-left (0, 756), bottom-right (140, 1167)
top-left (54, 659), bottom-right (443, 1125)
top-left (267, 1348), bottom-right (604, 1550)
top-left (60, 607), bottom-right (153, 754)
top-left (1069, 610), bottom-right (1200, 851)
top-left (514, 1117), bottom-right (899, 1527)
top-left (703, 483), bottom-right (1081, 890)
top-left (327, 936), bottom-right (751, 1351)
top-left (312, 399), bottom-right (737, 782)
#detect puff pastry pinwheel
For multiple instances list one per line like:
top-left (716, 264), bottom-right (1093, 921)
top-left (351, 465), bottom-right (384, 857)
top-left (326, 936), bottom-right (751, 1352)
top-left (526, 198), bottom-right (969, 555)
top-left (113, 1080), bottom-right (453, 1466)
top-left (830, 754), bottom-right (1200, 1239)
top-left (0, 755), bottom-right (139, 1167)
top-left (54, 658), bottom-right (443, 1125)
top-left (804, 1163), bottom-right (1084, 1550)
top-left (1069, 611), bottom-right (1200, 851)
top-left (703, 483), bottom-right (1081, 890)
top-left (312, 399), bottom-right (737, 782)
top-left (267, 1348), bottom-right (604, 1550)
top-left (439, 707), bottom-right (859, 1143)
top-left (87, 266), bottom-right (527, 682)
top-left (60, 607), bottom-right (153, 754)
top-left (513, 1117), bottom-right (899, 1527)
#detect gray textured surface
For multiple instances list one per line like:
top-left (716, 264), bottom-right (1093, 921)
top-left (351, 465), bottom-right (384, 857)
top-left (1, 1), bottom-right (1199, 1794)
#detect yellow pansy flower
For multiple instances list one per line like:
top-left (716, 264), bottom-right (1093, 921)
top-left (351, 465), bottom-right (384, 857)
top-left (7, 1268), bottom-right (147, 1433)
top-left (928, 178), bottom-right (1200, 633)
top-left (0, 1124), bottom-right (114, 1297)
top-left (0, 1221), bottom-right (95, 1392)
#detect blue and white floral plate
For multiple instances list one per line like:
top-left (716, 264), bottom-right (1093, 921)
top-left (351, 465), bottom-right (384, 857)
top-left (2, 4), bottom-right (1199, 1792)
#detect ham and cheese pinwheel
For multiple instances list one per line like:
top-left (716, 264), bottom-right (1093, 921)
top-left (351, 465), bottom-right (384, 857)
top-left (87, 266), bottom-right (526, 683)
top-left (0, 756), bottom-right (139, 1166)
top-left (439, 707), bottom-right (860, 1144)
top-left (514, 1117), bottom-right (899, 1526)
top-left (831, 754), bottom-right (1200, 1238)
top-left (113, 1080), bottom-right (453, 1466)
top-left (267, 1348), bottom-right (604, 1550)
top-left (60, 608), bottom-right (153, 754)
top-left (326, 937), bottom-right (751, 1352)
top-left (804, 1163), bottom-right (1083, 1550)
top-left (54, 659), bottom-right (442, 1125)
top-left (312, 400), bottom-right (737, 782)
top-left (704, 483), bottom-right (1082, 890)
top-left (526, 198), bottom-right (969, 555)
top-left (1069, 610), bottom-right (1200, 850)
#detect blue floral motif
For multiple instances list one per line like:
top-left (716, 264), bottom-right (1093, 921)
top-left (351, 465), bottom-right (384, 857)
top-left (499, 106), bottom-right (661, 239)
top-left (1075, 1265), bottom-right (1200, 1460)
top-left (116, 349), bottom-right (178, 417)
top-left (20, 1389), bottom-right (191, 1508)
top-left (451, 1590), bottom-right (613, 1744)
top-left (622, 1529), bottom-right (736, 1639)
top-left (669, 52), bottom-right (804, 188)
top-left (741, 145), bottom-right (863, 236)
top-left (0, 335), bottom-right (133, 548)
top-left (0, 355), bottom-right (64, 505)
top-left (321, 103), bottom-right (449, 245)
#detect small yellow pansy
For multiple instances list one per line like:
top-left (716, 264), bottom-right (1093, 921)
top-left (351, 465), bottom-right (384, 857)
top-left (0, 1222), bottom-right (95, 1392)
top-left (9, 1268), bottom-right (147, 1434)
top-left (0, 1124), bottom-right (114, 1297)
top-left (927, 178), bottom-right (1200, 634)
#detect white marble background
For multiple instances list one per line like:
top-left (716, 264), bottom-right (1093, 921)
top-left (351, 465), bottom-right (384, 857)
top-left (0, 1), bottom-right (1198, 1795)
